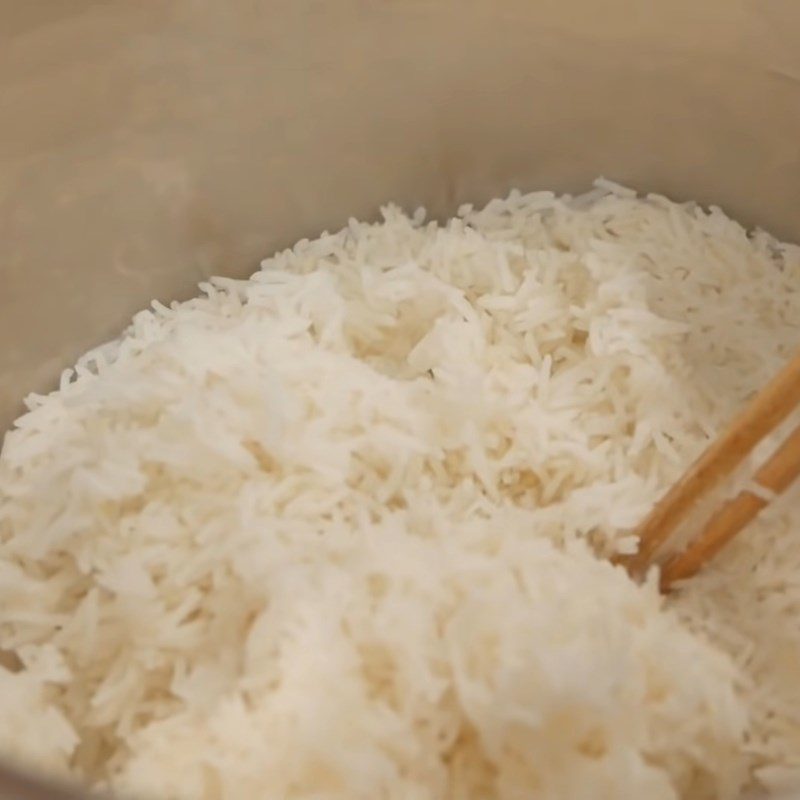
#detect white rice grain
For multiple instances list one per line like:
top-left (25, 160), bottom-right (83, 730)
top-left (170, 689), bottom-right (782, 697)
top-left (1, 180), bottom-right (800, 799)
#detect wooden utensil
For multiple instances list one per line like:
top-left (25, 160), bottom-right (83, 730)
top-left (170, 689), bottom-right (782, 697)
top-left (617, 348), bottom-right (800, 590)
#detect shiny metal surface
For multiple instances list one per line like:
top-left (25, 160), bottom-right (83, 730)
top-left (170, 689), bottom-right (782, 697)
top-left (1, 1), bottom-right (800, 797)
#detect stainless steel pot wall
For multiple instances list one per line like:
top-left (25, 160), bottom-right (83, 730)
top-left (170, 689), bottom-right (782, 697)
top-left (1, 1), bottom-right (799, 797)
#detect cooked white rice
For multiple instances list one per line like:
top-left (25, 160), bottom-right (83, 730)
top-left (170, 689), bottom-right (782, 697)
top-left (1, 180), bottom-right (799, 799)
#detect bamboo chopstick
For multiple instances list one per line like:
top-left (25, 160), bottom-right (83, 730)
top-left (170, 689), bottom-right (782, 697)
top-left (618, 347), bottom-right (800, 580)
top-left (660, 421), bottom-right (800, 589)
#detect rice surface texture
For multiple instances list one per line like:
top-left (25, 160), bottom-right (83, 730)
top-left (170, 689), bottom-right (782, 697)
top-left (2, 180), bottom-right (800, 799)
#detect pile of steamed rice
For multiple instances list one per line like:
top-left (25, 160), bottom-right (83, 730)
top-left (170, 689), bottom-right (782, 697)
top-left (1, 180), bottom-right (799, 799)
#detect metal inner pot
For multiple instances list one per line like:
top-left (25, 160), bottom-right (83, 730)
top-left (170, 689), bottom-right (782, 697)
top-left (1, 1), bottom-right (799, 797)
